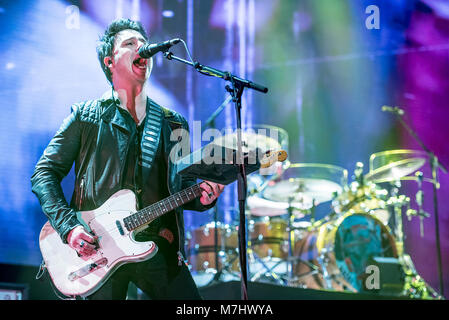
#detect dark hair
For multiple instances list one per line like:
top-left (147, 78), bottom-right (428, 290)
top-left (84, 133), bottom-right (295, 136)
top-left (97, 18), bottom-right (149, 84)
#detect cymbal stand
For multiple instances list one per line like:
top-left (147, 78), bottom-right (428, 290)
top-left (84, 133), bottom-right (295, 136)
top-left (287, 197), bottom-right (295, 281)
top-left (283, 199), bottom-right (325, 287)
top-left (388, 179), bottom-right (407, 256)
top-left (391, 107), bottom-right (446, 297)
top-left (387, 180), bottom-right (436, 298)
top-left (405, 171), bottom-right (430, 237)
top-left (415, 171), bottom-right (427, 237)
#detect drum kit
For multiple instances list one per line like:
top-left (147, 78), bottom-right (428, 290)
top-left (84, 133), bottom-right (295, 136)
top-left (185, 126), bottom-right (441, 298)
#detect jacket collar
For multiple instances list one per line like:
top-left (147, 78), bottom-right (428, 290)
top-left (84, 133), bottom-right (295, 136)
top-left (99, 89), bottom-right (120, 123)
top-left (98, 91), bottom-right (132, 133)
top-left (99, 89), bottom-right (175, 122)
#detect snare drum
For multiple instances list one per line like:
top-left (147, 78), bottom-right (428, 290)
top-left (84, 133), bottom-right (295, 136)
top-left (186, 222), bottom-right (239, 287)
top-left (249, 217), bottom-right (290, 275)
top-left (293, 212), bottom-right (397, 292)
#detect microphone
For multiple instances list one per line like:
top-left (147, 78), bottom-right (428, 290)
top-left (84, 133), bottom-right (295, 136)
top-left (138, 38), bottom-right (181, 59)
top-left (381, 105), bottom-right (404, 116)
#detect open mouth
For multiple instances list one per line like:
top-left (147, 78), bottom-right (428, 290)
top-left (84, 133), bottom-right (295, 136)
top-left (133, 56), bottom-right (148, 70)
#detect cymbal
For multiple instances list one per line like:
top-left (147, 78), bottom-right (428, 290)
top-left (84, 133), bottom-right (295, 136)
top-left (246, 195), bottom-right (310, 218)
top-left (212, 132), bottom-right (282, 153)
top-left (262, 178), bottom-right (343, 204)
top-left (247, 163), bottom-right (347, 218)
top-left (365, 149), bottom-right (427, 183)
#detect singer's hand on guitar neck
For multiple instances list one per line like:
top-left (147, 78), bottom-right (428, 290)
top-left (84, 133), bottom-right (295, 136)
top-left (199, 181), bottom-right (225, 206)
top-left (67, 225), bottom-right (98, 257)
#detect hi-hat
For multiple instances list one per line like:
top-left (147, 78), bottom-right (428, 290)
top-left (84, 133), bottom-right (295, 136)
top-left (246, 195), bottom-right (310, 218)
top-left (246, 163), bottom-right (347, 218)
top-left (212, 132), bottom-right (282, 153)
top-left (262, 178), bottom-right (343, 205)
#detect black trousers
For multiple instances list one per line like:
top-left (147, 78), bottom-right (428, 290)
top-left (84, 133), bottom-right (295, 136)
top-left (86, 249), bottom-right (202, 300)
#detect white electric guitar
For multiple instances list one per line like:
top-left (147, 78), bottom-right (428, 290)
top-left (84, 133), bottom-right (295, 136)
top-left (39, 150), bottom-right (287, 298)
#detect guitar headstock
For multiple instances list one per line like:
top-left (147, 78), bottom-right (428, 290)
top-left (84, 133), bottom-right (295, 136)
top-left (260, 150), bottom-right (288, 169)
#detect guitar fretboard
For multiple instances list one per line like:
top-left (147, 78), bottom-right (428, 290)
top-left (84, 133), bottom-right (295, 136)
top-left (123, 183), bottom-right (203, 231)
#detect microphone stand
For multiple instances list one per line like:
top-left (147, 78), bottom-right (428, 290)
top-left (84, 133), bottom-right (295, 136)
top-left (164, 50), bottom-right (268, 300)
top-left (394, 110), bottom-right (447, 298)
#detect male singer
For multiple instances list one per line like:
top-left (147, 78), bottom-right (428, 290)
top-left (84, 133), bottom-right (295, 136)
top-left (31, 18), bottom-right (224, 300)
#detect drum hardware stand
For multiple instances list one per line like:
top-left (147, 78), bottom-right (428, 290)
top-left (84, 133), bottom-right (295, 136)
top-left (164, 49), bottom-right (268, 300)
top-left (354, 162), bottom-right (365, 187)
top-left (385, 105), bottom-right (447, 297)
top-left (390, 172), bottom-right (438, 299)
top-left (248, 198), bottom-right (314, 286)
top-left (286, 256), bottom-right (323, 288)
top-left (384, 181), bottom-right (438, 299)
top-left (400, 254), bottom-right (443, 299)
top-left (387, 180), bottom-right (408, 256)
top-left (280, 198), bottom-right (299, 286)
top-left (310, 200), bottom-right (317, 225)
top-left (317, 249), bottom-right (334, 290)
top-left (404, 171), bottom-right (430, 238)
top-left (249, 254), bottom-right (285, 285)
top-left (211, 210), bottom-right (223, 284)
top-left (282, 198), bottom-right (327, 287)
top-left (247, 214), bottom-right (288, 285)
top-left (218, 249), bottom-right (241, 281)
top-left (291, 267), bottom-right (320, 283)
top-left (387, 179), bottom-right (440, 299)
top-left (287, 197), bottom-right (295, 281)
top-left (245, 214), bottom-right (276, 284)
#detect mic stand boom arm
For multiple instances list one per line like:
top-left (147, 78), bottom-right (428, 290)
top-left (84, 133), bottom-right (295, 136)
top-left (164, 51), bottom-right (268, 93)
top-left (164, 51), bottom-right (268, 300)
top-left (396, 116), bottom-right (447, 174)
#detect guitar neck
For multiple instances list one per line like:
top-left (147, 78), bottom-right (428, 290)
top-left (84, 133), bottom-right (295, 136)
top-left (123, 183), bottom-right (203, 232)
top-left (122, 149), bottom-right (287, 232)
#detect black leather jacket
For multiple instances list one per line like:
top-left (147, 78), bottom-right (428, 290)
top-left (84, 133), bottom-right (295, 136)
top-left (31, 95), bottom-right (212, 260)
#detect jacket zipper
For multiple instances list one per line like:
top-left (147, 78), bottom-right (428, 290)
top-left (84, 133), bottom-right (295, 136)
top-left (88, 166), bottom-right (97, 208)
top-left (78, 177), bottom-right (85, 209)
top-left (177, 250), bottom-right (185, 267)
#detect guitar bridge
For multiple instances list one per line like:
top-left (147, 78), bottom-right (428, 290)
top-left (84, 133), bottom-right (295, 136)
top-left (68, 257), bottom-right (108, 281)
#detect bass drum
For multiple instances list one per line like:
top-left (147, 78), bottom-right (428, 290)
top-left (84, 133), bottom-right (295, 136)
top-left (293, 212), bottom-right (397, 292)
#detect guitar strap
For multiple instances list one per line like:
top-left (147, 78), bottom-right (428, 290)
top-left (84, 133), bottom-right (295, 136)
top-left (140, 98), bottom-right (163, 173)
